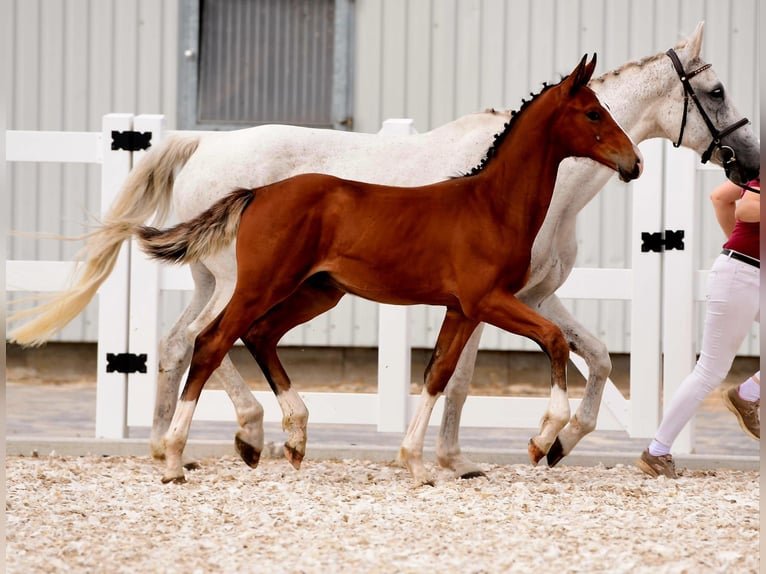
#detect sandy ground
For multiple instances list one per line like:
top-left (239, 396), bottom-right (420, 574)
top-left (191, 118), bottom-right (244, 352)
top-left (5, 454), bottom-right (759, 574)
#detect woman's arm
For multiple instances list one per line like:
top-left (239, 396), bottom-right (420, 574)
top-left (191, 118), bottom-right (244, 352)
top-left (734, 190), bottom-right (760, 223)
top-left (709, 180), bottom-right (743, 237)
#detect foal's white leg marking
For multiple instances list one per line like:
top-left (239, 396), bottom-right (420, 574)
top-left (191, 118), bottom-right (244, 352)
top-left (162, 400), bottom-right (197, 483)
top-left (276, 389), bottom-right (309, 469)
top-left (399, 389), bottom-right (439, 485)
top-left (530, 385), bottom-right (571, 465)
top-left (436, 325), bottom-right (485, 478)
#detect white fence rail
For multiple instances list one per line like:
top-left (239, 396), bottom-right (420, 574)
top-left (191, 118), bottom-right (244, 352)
top-left (7, 115), bottom-right (712, 453)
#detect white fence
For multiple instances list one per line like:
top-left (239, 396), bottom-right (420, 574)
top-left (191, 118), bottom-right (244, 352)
top-left (7, 114), bottom-right (711, 453)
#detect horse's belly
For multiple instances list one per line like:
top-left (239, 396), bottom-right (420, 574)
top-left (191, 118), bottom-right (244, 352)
top-left (326, 268), bottom-right (457, 308)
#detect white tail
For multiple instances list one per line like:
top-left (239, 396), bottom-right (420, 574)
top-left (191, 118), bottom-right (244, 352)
top-left (8, 133), bottom-right (201, 346)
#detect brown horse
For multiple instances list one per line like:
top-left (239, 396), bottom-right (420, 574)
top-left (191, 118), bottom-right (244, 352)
top-left (138, 54), bottom-right (642, 484)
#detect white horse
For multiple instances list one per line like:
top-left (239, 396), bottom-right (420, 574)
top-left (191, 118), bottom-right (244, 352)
top-left (9, 23), bottom-right (759, 478)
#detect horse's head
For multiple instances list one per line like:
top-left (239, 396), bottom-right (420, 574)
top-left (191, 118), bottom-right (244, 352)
top-left (556, 54), bottom-right (643, 182)
top-left (658, 21), bottom-right (759, 187)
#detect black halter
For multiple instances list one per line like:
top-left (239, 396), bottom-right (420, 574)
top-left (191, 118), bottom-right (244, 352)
top-left (665, 49), bottom-right (756, 192)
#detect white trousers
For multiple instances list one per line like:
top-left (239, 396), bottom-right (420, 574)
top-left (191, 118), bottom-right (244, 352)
top-left (654, 253), bottom-right (760, 449)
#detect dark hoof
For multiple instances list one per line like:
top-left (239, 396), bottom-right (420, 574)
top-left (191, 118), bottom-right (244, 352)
top-left (284, 444), bottom-right (305, 470)
top-left (235, 435), bottom-right (262, 469)
top-left (546, 437), bottom-right (565, 467)
top-left (459, 470), bottom-right (487, 480)
top-left (183, 461), bottom-right (202, 471)
top-left (161, 475), bottom-right (186, 485)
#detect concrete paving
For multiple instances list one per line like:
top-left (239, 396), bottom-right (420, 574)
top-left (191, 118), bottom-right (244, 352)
top-left (6, 380), bottom-right (759, 472)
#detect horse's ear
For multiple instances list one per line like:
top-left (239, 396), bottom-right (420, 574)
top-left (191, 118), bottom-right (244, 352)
top-left (687, 21), bottom-right (704, 58)
top-left (568, 54), bottom-right (595, 95)
top-left (584, 53), bottom-right (597, 82)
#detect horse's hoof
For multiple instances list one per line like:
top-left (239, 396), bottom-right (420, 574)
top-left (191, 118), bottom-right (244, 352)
top-left (235, 434), bottom-right (262, 469)
top-left (459, 470), bottom-right (487, 480)
top-left (161, 474), bottom-right (186, 484)
top-left (527, 438), bottom-right (545, 466)
top-left (546, 437), bottom-right (565, 467)
top-left (183, 459), bottom-right (201, 471)
top-left (284, 444), bottom-right (304, 470)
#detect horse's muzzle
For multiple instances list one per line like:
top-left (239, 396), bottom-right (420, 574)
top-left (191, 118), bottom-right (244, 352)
top-left (617, 148), bottom-right (643, 182)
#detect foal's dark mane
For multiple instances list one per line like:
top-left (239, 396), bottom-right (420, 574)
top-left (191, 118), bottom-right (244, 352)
top-left (459, 80), bottom-right (559, 178)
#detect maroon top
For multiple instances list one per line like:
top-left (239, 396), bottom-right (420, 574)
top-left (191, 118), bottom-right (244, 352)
top-left (723, 180), bottom-right (760, 260)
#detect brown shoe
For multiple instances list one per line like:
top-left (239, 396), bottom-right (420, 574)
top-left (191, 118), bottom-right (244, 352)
top-left (636, 448), bottom-right (677, 479)
top-left (722, 386), bottom-right (760, 440)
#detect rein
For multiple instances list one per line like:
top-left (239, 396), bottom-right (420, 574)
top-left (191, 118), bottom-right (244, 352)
top-left (665, 49), bottom-right (757, 193)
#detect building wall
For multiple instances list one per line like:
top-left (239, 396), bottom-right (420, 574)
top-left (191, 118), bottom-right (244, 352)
top-left (7, 0), bottom-right (760, 354)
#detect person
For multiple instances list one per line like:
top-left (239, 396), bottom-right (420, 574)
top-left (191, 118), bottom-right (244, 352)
top-left (637, 177), bottom-right (760, 479)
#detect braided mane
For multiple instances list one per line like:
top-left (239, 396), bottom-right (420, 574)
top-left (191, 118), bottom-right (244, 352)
top-left (459, 80), bottom-right (559, 177)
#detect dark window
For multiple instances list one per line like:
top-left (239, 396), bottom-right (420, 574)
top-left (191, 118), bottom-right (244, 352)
top-left (179, 0), bottom-right (353, 130)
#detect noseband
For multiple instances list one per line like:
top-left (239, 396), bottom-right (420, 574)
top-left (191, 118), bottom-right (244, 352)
top-left (665, 49), bottom-right (756, 191)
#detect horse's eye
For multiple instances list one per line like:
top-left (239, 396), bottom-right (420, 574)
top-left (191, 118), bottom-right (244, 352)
top-left (710, 86), bottom-right (724, 99)
top-left (586, 111), bottom-right (601, 121)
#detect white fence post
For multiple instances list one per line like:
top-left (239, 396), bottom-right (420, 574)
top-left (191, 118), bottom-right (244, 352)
top-left (95, 113), bottom-right (135, 438)
top-left (375, 119), bottom-right (418, 432)
top-left (661, 143), bottom-right (698, 453)
top-left (627, 139), bottom-right (664, 437)
top-left (127, 114), bottom-right (167, 428)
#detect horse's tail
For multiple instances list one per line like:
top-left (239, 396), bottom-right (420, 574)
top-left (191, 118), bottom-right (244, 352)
top-left (136, 188), bottom-right (255, 265)
top-left (8, 133), bottom-right (201, 347)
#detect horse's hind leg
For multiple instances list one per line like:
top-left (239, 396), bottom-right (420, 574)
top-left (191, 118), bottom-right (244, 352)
top-left (436, 324), bottom-right (487, 479)
top-left (399, 311), bottom-right (480, 486)
top-left (179, 268), bottom-right (266, 471)
top-left (478, 291), bottom-right (570, 465)
top-left (162, 291), bottom-right (269, 483)
top-left (534, 295), bottom-right (611, 467)
top-left (241, 275), bottom-right (345, 470)
top-left (151, 262), bottom-right (212, 470)
top-left (214, 357), bottom-right (266, 469)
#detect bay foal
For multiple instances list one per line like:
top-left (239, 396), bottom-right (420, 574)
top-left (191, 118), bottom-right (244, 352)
top-left (139, 54), bottom-right (642, 484)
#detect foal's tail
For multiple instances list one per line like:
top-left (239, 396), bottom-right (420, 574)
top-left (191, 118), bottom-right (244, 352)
top-left (137, 188), bottom-right (255, 265)
top-left (8, 133), bottom-right (201, 347)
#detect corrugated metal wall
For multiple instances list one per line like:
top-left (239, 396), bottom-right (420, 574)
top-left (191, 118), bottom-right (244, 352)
top-left (7, 0), bottom-right (760, 355)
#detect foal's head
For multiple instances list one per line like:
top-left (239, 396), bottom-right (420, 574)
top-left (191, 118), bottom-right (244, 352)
top-left (553, 55), bottom-right (643, 182)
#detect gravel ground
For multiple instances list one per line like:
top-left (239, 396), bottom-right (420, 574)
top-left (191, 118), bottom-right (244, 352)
top-left (6, 454), bottom-right (759, 574)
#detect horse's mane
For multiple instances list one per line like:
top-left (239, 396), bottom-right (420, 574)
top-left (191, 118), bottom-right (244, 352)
top-left (588, 52), bottom-right (665, 86)
top-left (458, 81), bottom-right (558, 178)
top-left (590, 34), bottom-right (693, 85)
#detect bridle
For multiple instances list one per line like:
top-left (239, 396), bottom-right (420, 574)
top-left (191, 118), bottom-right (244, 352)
top-left (665, 48), bottom-right (757, 193)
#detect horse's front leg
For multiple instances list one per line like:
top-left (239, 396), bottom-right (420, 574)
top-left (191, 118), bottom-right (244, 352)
top-left (435, 323), bottom-right (487, 479)
top-left (399, 311), bottom-right (480, 486)
top-left (532, 294), bottom-right (612, 466)
top-left (478, 292), bottom-right (570, 465)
